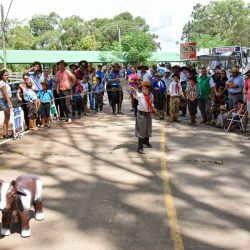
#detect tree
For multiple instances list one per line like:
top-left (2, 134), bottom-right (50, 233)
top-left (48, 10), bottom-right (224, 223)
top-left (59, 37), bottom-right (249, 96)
top-left (5, 11), bottom-right (159, 53)
top-left (111, 32), bottom-right (155, 64)
top-left (182, 0), bottom-right (250, 47)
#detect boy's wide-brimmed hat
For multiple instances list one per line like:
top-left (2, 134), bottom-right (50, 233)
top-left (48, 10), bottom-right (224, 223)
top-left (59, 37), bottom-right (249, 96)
top-left (140, 81), bottom-right (153, 91)
top-left (137, 64), bottom-right (149, 70)
top-left (219, 105), bottom-right (227, 111)
top-left (172, 65), bottom-right (180, 70)
top-left (155, 72), bottom-right (162, 77)
top-left (41, 80), bottom-right (49, 87)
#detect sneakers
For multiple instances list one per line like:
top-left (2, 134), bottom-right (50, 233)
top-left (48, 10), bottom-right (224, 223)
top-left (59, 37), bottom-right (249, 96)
top-left (68, 118), bottom-right (72, 123)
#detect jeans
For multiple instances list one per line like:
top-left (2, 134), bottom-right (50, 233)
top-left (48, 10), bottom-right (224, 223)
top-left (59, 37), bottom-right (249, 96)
top-left (89, 92), bottom-right (94, 109)
top-left (59, 90), bottom-right (72, 119)
top-left (198, 98), bottom-right (212, 121)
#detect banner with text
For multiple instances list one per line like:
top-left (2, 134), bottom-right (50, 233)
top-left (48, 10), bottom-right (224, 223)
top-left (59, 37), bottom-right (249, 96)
top-left (180, 42), bottom-right (196, 60)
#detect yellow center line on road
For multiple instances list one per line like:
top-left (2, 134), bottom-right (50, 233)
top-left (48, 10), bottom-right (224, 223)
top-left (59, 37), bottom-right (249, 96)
top-left (161, 123), bottom-right (184, 250)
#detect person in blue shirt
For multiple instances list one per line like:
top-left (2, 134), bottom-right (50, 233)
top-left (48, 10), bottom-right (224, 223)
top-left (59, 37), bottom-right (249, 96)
top-left (152, 72), bottom-right (166, 119)
top-left (72, 76), bottom-right (85, 119)
top-left (37, 80), bottom-right (53, 127)
top-left (26, 61), bottom-right (44, 92)
top-left (94, 75), bottom-right (104, 112)
top-left (96, 65), bottom-right (104, 81)
top-left (226, 66), bottom-right (244, 109)
top-left (23, 81), bottom-right (40, 130)
top-left (108, 63), bottom-right (123, 115)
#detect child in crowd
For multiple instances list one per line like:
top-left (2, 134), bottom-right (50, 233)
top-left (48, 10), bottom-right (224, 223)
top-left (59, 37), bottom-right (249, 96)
top-left (93, 75), bottom-right (104, 112)
top-left (23, 81), bottom-right (40, 131)
top-left (130, 81), bottom-right (154, 154)
top-left (215, 105), bottom-right (228, 128)
top-left (186, 76), bottom-right (200, 125)
top-left (81, 75), bottom-right (89, 115)
top-left (37, 80), bottom-right (53, 127)
top-left (213, 85), bottom-right (228, 119)
top-left (72, 77), bottom-right (84, 119)
top-left (169, 74), bottom-right (183, 122)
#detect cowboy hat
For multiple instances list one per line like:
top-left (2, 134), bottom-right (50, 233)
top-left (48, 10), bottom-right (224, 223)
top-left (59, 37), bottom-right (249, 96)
top-left (140, 81), bottom-right (153, 91)
top-left (155, 72), bottom-right (162, 77)
top-left (112, 62), bottom-right (121, 68)
top-left (219, 105), bottom-right (227, 111)
top-left (69, 64), bottom-right (78, 70)
top-left (137, 64), bottom-right (149, 70)
top-left (57, 60), bottom-right (68, 67)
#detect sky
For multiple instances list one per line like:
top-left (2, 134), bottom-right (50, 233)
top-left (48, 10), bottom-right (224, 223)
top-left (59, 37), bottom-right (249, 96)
top-left (1, 0), bottom-right (250, 52)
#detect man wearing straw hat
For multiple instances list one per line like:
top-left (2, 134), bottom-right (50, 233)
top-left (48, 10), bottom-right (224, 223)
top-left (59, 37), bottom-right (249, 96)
top-left (226, 66), bottom-right (244, 109)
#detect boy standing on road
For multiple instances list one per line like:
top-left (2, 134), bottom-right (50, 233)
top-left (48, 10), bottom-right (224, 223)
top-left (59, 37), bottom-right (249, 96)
top-left (169, 74), bottom-right (183, 122)
top-left (94, 75), bottom-right (104, 113)
top-left (37, 80), bottom-right (53, 127)
top-left (130, 81), bottom-right (154, 154)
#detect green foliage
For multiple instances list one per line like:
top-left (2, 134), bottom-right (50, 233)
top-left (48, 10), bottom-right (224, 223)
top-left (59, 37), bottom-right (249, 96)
top-left (5, 11), bottom-right (158, 54)
top-left (191, 33), bottom-right (229, 49)
top-left (182, 0), bottom-right (250, 47)
top-left (120, 32), bottom-right (155, 64)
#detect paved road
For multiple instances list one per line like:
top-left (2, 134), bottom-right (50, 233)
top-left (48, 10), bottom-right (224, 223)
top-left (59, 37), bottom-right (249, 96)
top-left (0, 95), bottom-right (249, 250)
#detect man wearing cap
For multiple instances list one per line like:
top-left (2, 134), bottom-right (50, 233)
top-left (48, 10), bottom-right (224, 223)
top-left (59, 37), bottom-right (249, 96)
top-left (226, 66), bottom-right (244, 109)
top-left (56, 60), bottom-right (76, 123)
top-left (108, 63), bottom-right (123, 115)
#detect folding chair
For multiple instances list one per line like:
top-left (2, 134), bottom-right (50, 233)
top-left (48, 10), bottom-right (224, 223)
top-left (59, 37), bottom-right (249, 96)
top-left (224, 108), bottom-right (248, 133)
top-left (11, 107), bottom-right (25, 139)
top-left (50, 100), bottom-right (59, 123)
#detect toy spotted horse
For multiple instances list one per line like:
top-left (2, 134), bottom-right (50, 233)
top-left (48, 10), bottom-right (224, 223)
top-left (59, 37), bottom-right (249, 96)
top-left (0, 175), bottom-right (44, 237)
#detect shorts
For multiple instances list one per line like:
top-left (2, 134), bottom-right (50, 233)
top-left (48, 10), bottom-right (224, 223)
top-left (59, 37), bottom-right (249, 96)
top-left (40, 102), bottom-right (51, 118)
top-left (0, 98), bottom-right (10, 111)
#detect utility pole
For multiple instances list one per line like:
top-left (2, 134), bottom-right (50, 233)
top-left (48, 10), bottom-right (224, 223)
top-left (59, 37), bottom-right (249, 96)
top-left (1, 4), bottom-right (6, 68)
top-left (117, 25), bottom-right (121, 46)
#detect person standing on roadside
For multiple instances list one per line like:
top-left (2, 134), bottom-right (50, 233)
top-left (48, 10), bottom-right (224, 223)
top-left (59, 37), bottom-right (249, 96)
top-left (226, 66), bottom-right (244, 109)
top-left (56, 60), bottom-right (76, 123)
top-left (197, 67), bottom-right (214, 125)
top-left (16, 73), bottom-right (30, 129)
top-left (0, 70), bottom-right (13, 139)
top-left (26, 61), bottom-right (44, 92)
top-left (108, 63), bottom-right (123, 115)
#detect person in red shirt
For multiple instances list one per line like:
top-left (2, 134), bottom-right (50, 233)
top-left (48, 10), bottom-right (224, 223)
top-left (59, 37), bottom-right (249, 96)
top-left (56, 60), bottom-right (76, 123)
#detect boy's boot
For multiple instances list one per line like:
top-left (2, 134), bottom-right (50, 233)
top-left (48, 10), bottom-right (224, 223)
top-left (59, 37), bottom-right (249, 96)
top-left (170, 113), bottom-right (175, 122)
top-left (143, 137), bottom-right (152, 148)
top-left (137, 138), bottom-right (144, 154)
top-left (30, 119), bottom-right (39, 131)
top-left (40, 118), bottom-right (46, 128)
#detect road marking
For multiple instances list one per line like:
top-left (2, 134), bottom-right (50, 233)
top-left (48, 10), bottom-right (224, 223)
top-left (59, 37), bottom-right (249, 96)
top-left (161, 123), bottom-right (184, 250)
